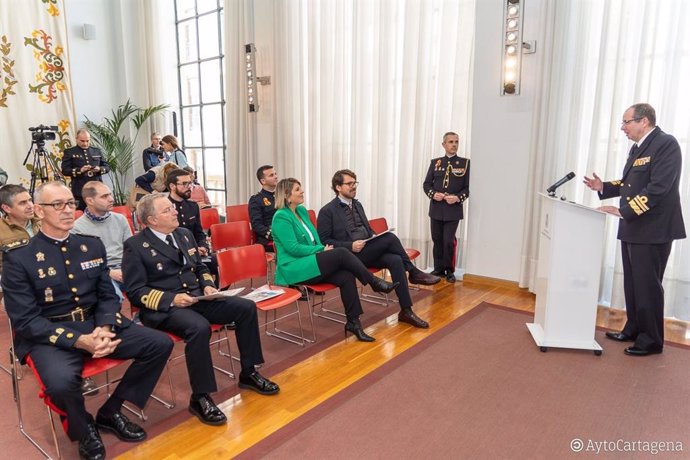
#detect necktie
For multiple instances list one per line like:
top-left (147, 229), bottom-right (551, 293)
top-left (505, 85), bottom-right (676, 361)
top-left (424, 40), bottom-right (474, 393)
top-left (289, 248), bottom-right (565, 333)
top-left (629, 144), bottom-right (638, 158)
top-left (166, 235), bottom-right (184, 264)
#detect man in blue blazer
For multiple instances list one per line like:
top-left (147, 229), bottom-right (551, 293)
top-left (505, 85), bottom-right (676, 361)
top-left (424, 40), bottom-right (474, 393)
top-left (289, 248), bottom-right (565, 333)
top-left (318, 169), bottom-right (440, 329)
top-left (584, 103), bottom-right (686, 356)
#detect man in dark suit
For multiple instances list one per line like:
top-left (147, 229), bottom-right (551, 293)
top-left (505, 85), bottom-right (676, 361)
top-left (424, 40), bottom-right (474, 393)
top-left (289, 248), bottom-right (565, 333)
top-left (423, 132), bottom-right (470, 283)
top-left (318, 169), bottom-right (439, 329)
top-left (2, 182), bottom-right (173, 460)
top-left (248, 165), bottom-right (278, 251)
top-left (584, 103), bottom-right (686, 356)
top-left (122, 194), bottom-right (279, 427)
top-left (61, 129), bottom-right (110, 211)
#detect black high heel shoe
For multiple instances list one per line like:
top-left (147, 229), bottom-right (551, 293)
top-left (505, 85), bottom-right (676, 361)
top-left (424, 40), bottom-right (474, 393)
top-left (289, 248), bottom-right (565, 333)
top-left (345, 320), bottom-right (376, 342)
top-left (370, 277), bottom-right (399, 294)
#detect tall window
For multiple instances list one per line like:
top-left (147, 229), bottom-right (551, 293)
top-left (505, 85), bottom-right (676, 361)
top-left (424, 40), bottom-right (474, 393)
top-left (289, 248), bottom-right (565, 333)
top-left (175, 0), bottom-right (226, 209)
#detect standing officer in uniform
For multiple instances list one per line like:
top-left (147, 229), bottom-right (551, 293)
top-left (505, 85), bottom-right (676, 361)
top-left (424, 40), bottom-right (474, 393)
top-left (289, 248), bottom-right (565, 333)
top-left (1, 182), bottom-right (173, 460)
top-left (122, 194), bottom-right (279, 427)
top-left (584, 103), bottom-right (685, 356)
top-left (422, 132), bottom-right (470, 283)
top-left (248, 165), bottom-right (278, 252)
top-left (61, 129), bottom-right (110, 211)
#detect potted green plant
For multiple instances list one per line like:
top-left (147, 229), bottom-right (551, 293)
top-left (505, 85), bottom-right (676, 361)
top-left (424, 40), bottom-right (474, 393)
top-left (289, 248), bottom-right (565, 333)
top-left (84, 100), bottom-right (168, 205)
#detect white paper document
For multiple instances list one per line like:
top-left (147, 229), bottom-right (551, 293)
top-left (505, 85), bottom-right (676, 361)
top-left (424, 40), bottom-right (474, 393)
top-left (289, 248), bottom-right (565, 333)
top-left (241, 284), bottom-right (285, 303)
top-left (195, 287), bottom-right (245, 300)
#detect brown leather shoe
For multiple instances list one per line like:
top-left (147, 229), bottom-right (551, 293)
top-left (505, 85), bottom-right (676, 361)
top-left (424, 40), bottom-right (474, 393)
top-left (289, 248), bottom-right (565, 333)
top-left (398, 309), bottom-right (429, 329)
top-left (408, 269), bottom-right (441, 285)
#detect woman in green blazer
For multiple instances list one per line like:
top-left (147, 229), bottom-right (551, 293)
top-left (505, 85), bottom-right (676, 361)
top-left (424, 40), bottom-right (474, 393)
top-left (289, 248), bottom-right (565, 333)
top-left (272, 178), bottom-right (397, 342)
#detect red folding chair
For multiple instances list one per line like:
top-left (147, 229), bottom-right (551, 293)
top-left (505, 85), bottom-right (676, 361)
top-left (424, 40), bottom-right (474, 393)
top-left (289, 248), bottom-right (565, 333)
top-left (200, 207), bottom-right (221, 232)
top-left (307, 209), bottom-right (318, 228)
top-left (225, 204), bottom-right (250, 223)
top-left (217, 245), bottom-right (305, 346)
top-left (368, 217), bottom-right (420, 263)
top-left (210, 221), bottom-right (253, 252)
top-left (112, 205), bottom-right (136, 234)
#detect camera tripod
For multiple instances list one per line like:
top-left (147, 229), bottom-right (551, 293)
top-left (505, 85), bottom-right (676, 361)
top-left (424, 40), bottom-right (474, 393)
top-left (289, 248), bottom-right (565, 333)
top-left (22, 141), bottom-right (65, 196)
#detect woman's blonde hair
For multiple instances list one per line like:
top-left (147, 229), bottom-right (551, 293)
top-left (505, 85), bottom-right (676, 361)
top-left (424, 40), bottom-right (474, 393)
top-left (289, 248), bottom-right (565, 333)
top-left (275, 178), bottom-right (301, 209)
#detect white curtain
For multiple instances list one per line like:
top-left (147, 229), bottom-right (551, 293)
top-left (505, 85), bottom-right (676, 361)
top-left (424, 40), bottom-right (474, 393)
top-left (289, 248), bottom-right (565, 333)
top-left (520, 0), bottom-right (690, 319)
top-left (0, 0), bottom-right (76, 185)
top-left (227, 0), bottom-right (475, 268)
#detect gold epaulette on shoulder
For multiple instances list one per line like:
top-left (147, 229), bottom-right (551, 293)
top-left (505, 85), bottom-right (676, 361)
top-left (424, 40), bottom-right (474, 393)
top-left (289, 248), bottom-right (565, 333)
top-left (2, 238), bottom-right (29, 251)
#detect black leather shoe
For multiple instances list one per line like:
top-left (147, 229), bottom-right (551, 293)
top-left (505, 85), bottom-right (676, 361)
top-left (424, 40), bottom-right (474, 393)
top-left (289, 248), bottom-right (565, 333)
top-left (345, 321), bottom-right (376, 342)
top-left (408, 269), bottom-right (441, 285)
top-left (188, 394), bottom-right (227, 425)
top-left (445, 272), bottom-right (456, 283)
top-left (430, 269), bottom-right (444, 276)
top-left (605, 331), bottom-right (635, 342)
top-left (239, 371), bottom-right (280, 395)
top-left (370, 277), bottom-right (399, 294)
top-left (96, 411), bottom-right (146, 442)
top-left (398, 309), bottom-right (429, 329)
top-left (79, 424), bottom-right (105, 460)
top-left (624, 346), bottom-right (663, 356)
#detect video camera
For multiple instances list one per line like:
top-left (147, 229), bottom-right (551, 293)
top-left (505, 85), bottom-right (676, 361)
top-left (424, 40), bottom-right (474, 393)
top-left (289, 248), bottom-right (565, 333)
top-left (29, 124), bottom-right (58, 143)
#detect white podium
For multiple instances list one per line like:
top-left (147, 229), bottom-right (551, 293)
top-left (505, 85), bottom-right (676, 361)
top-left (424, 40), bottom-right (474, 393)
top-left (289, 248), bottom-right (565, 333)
top-left (526, 193), bottom-right (606, 355)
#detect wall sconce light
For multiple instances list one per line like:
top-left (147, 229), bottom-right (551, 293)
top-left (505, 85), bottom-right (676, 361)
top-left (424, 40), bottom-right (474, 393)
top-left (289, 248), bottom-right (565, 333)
top-left (245, 43), bottom-right (271, 113)
top-left (501, 0), bottom-right (535, 96)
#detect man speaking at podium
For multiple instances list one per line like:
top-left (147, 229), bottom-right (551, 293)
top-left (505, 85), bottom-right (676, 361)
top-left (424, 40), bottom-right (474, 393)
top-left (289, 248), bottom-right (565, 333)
top-left (584, 103), bottom-right (685, 356)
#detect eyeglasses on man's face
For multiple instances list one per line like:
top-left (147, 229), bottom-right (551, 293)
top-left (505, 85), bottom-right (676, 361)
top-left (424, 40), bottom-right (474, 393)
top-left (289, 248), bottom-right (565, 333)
top-left (37, 200), bottom-right (77, 211)
top-left (176, 181), bottom-right (192, 188)
top-left (621, 118), bottom-right (642, 126)
top-left (342, 181), bottom-right (359, 187)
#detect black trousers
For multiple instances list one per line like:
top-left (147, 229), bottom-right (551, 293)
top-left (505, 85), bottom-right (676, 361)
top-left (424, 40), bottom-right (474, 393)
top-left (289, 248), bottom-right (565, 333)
top-left (430, 218), bottom-right (460, 272)
top-left (355, 233), bottom-right (414, 309)
top-left (28, 321), bottom-right (173, 441)
top-left (141, 297), bottom-right (263, 394)
top-left (620, 241), bottom-right (673, 350)
top-left (300, 247), bottom-right (375, 320)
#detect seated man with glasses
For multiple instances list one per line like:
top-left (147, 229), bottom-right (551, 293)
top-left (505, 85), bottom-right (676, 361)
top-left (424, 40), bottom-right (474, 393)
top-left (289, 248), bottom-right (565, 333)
top-left (165, 168), bottom-right (218, 282)
top-left (1, 182), bottom-right (173, 460)
top-left (317, 169), bottom-right (440, 330)
top-left (122, 194), bottom-right (279, 427)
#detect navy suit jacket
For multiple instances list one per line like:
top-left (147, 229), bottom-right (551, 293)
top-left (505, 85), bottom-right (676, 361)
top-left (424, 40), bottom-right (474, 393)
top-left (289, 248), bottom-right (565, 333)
top-left (599, 126), bottom-right (686, 244)
top-left (317, 197), bottom-right (373, 248)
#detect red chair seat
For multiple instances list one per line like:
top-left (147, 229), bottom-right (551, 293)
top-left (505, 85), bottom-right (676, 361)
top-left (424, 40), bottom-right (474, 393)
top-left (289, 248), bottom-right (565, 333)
top-left (255, 288), bottom-right (302, 311)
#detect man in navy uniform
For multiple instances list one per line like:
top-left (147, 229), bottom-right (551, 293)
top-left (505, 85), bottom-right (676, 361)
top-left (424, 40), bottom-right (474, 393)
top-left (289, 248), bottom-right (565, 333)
top-left (422, 132), bottom-right (470, 283)
top-left (61, 129), bottom-right (110, 211)
top-left (248, 165), bottom-right (278, 252)
top-left (1, 182), bottom-right (173, 460)
top-left (584, 103), bottom-right (685, 356)
top-left (318, 169), bottom-right (439, 329)
top-left (122, 194), bottom-right (279, 427)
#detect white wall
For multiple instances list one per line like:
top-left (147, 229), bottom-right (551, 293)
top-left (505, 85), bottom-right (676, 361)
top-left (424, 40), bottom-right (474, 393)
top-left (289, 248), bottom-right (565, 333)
top-left (64, 0), bottom-right (123, 123)
top-left (465, 0), bottom-right (544, 281)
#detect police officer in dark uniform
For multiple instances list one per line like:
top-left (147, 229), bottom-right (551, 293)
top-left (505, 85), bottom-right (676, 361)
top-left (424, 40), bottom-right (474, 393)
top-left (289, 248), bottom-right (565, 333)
top-left (1, 182), bottom-right (173, 460)
top-left (423, 131), bottom-right (470, 283)
top-left (61, 129), bottom-right (110, 211)
top-left (248, 165), bottom-right (278, 251)
top-left (122, 194), bottom-right (279, 427)
top-left (165, 168), bottom-right (218, 282)
top-left (584, 103), bottom-right (685, 356)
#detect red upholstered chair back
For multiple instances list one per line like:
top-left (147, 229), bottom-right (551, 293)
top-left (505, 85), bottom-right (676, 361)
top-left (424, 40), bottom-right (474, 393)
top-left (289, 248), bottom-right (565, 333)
top-left (307, 209), bottom-right (317, 228)
top-left (217, 244), bottom-right (267, 289)
top-left (226, 204), bottom-right (250, 223)
top-left (112, 205), bottom-right (136, 233)
top-left (210, 221), bottom-right (253, 252)
top-left (74, 210), bottom-right (84, 219)
top-left (200, 207), bottom-right (220, 231)
top-left (368, 217), bottom-right (388, 234)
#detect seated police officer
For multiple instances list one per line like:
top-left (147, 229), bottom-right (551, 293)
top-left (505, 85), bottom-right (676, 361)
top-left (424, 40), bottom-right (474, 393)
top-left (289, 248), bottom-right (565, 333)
top-left (1, 182), bottom-right (173, 460)
top-left (122, 194), bottom-right (279, 427)
top-left (248, 165), bottom-right (278, 252)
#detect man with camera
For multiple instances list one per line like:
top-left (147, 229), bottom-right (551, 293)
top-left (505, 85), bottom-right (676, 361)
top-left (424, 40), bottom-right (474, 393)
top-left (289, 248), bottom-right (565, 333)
top-left (61, 129), bottom-right (110, 211)
top-left (142, 132), bottom-right (168, 171)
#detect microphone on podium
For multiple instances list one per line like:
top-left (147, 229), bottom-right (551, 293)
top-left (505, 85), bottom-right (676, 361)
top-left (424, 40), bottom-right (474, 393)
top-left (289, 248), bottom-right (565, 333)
top-left (546, 171), bottom-right (575, 196)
